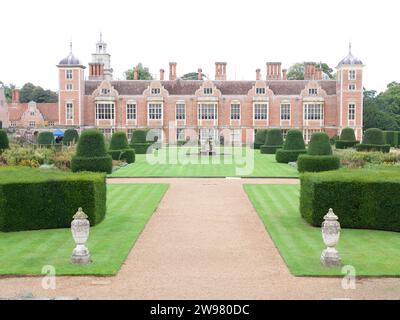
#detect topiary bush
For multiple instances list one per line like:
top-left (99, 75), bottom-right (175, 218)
top-left (37, 131), bottom-right (54, 146)
top-left (297, 132), bottom-right (340, 172)
top-left (108, 149), bottom-right (135, 164)
top-left (71, 129), bottom-right (112, 173)
top-left (260, 129), bottom-right (283, 154)
top-left (0, 167), bottom-right (106, 232)
top-left (63, 129), bottom-right (79, 146)
top-left (0, 129), bottom-right (9, 153)
top-left (355, 128), bottom-right (390, 153)
top-left (300, 168), bottom-right (400, 232)
top-left (335, 128), bottom-right (358, 149)
top-left (384, 131), bottom-right (399, 148)
top-left (109, 131), bottom-right (129, 150)
top-left (253, 129), bottom-right (268, 150)
top-left (276, 129), bottom-right (307, 163)
top-left (130, 129), bottom-right (154, 154)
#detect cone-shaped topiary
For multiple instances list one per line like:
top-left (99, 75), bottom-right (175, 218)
top-left (131, 130), bottom-right (149, 143)
top-left (355, 128), bottom-right (390, 153)
top-left (275, 129), bottom-right (307, 163)
top-left (71, 129), bottom-right (112, 173)
top-left (335, 127), bottom-right (358, 149)
top-left (37, 131), bottom-right (54, 146)
top-left (130, 129), bottom-right (154, 154)
top-left (0, 129), bottom-right (9, 153)
top-left (108, 131), bottom-right (135, 164)
top-left (63, 129), bottom-right (79, 146)
top-left (297, 132), bottom-right (340, 173)
top-left (260, 129), bottom-right (283, 154)
top-left (253, 129), bottom-right (268, 149)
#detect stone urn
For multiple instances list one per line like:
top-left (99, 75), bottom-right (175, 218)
top-left (71, 208), bottom-right (91, 265)
top-left (321, 208), bottom-right (341, 267)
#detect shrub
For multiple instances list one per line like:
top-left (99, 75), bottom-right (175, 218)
top-left (0, 130), bottom-right (9, 153)
top-left (340, 127), bottom-right (356, 141)
top-left (260, 129), bottom-right (283, 154)
top-left (63, 129), bottom-right (79, 146)
top-left (37, 131), bottom-right (54, 146)
top-left (108, 149), bottom-right (135, 164)
top-left (71, 129), bottom-right (112, 173)
top-left (336, 140), bottom-right (358, 149)
top-left (0, 167), bottom-right (106, 232)
top-left (253, 129), bottom-right (268, 149)
top-left (276, 149), bottom-right (307, 163)
top-left (384, 131), bottom-right (399, 147)
top-left (336, 149), bottom-right (400, 168)
top-left (329, 135), bottom-right (339, 145)
top-left (297, 155), bottom-right (340, 173)
top-left (275, 129), bottom-right (306, 163)
top-left (300, 168), bottom-right (400, 232)
top-left (130, 129), bottom-right (155, 154)
top-left (355, 144), bottom-right (390, 153)
top-left (131, 143), bottom-right (153, 154)
top-left (109, 131), bottom-right (129, 150)
top-left (363, 128), bottom-right (385, 145)
top-left (131, 130), bottom-right (149, 143)
top-left (0, 121), bottom-right (2, 129)
top-left (308, 132), bottom-right (332, 155)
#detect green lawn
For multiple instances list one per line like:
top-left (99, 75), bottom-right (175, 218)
top-left (244, 184), bottom-right (400, 276)
top-left (0, 184), bottom-right (168, 276)
top-left (110, 147), bottom-right (298, 178)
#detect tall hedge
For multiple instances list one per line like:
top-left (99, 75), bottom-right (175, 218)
top-left (130, 129), bottom-right (154, 155)
top-left (0, 167), bottom-right (106, 232)
top-left (71, 129), bottom-right (112, 173)
top-left (254, 129), bottom-right (268, 149)
top-left (300, 168), bottom-right (400, 232)
top-left (0, 130), bottom-right (9, 153)
top-left (108, 131), bottom-right (135, 164)
top-left (384, 131), bottom-right (398, 147)
top-left (63, 129), bottom-right (79, 146)
top-left (355, 128), bottom-right (390, 153)
top-left (37, 131), bottom-right (54, 146)
top-left (275, 129), bottom-right (307, 163)
top-left (260, 129), bottom-right (283, 154)
top-left (336, 127), bottom-right (358, 149)
top-left (308, 132), bottom-right (332, 155)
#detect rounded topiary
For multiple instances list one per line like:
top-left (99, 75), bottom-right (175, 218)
top-left (131, 130), bottom-right (149, 143)
top-left (108, 149), bottom-right (136, 164)
top-left (260, 129), bottom-right (283, 154)
top-left (71, 129), bottom-right (112, 173)
top-left (0, 129), bottom-right (9, 153)
top-left (130, 129), bottom-right (154, 154)
top-left (384, 131), bottom-right (398, 147)
top-left (340, 127), bottom-right (356, 141)
top-left (109, 131), bottom-right (129, 150)
top-left (307, 132), bottom-right (332, 155)
top-left (363, 128), bottom-right (385, 145)
top-left (253, 129), bottom-right (268, 149)
top-left (37, 131), bottom-right (54, 146)
top-left (63, 129), bottom-right (79, 146)
top-left (275, 129), bottom-right (307, 163)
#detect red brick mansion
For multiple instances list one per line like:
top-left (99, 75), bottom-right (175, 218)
top-left (0, 37), bottom-right (364, 144)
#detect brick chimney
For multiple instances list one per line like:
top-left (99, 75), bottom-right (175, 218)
top-left (256, 69), bottom-right (261, 80)
top-left (12, 89), bottom-right (20, 103)
top-left (266, 62), bottom-right (282, 80)
top-left (133, 67), bottom-right (139, 80)
top-left (198, 68), bottom-right (203, 80)
top-left (315, 66), bottom-right (323, 80)
top-left (304, 62), bottom-right (316, 80)
top-left (282, 69), bottom-right (288, 80)
top-left (89, 63), bottom-right (104, 80)
top-left (169, 62), bottom-right (177, 80)
top-left (160, 69), bottom-right (165, 81)
top-left (215, 62), bottom-right (227, 80)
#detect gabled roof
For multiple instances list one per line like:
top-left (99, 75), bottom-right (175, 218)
top-left (8, 103), bottom-right (58, 121)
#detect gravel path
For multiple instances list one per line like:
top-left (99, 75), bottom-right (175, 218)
top-left (0, 178), bottom-right (399, 300)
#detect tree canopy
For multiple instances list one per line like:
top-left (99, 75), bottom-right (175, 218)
top-left (0, 82), bottom-right (15, 102)
top-left (286, 62), bottom-right (335, 80)
top-left (19, 83), bottom-right (58, 103)
top-left (181, 72), bottom-right (207, 80)
top-left (124, 63), bottom-right (153, 80)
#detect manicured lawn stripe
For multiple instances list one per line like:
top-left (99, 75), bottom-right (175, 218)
top-left (244, 184), bottom-right (400, 276)
top-left (0, 184), bottom-right (168, 276)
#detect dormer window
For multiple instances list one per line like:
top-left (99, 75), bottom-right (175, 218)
top-left (151, 88), bottom-right (161, 95)
top-left (101, 88), bottom-right (110, 95)
top-left (349, 70), bottom-right (356, 80)
top-left (204, 88), bottom-right (213, 95)
top-left (309, 88), bottom-right (318, 96)
top-left (256, 87), bottom-right (266, 95)
top-left (66, 70), bottom-right (73, 80)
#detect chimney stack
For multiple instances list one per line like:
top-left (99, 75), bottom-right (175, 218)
top-left (304, 62), bottom-right (316, 80)
top-left (12, 89), bottom-right (20, 103)
top-left (160, 69), bottom-right (165, 81)
top-left (215, 62), bottom-right (227, 80)
top-left (169, 62), bottom-right (177, 80)
top-left (198, 68), bottom-right (203, 80)
top-left (133, 67), bottom-right (139, 80)
top-left (315, 66), bottom-right (323, 80)
top-left (89, 63), bottom-right (105, 80)
top-left (266, 62), bottom-right (282, 80)
top-left (282, 69), bottom-right (288, 80)
top-left (256, 69), bottom-right (261, 80)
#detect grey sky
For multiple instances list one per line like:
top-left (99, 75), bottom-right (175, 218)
top-left (1, 0), bottom-right (398, 92)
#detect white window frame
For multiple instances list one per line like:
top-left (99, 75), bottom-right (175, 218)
top-left (198, 103), bottom-right (217, 120)
top-left (349, 83), bottom-right (356, 91)
top-left (176, 103), bottom-right (186, 120)
top-left (151, 88), bottom-right (161, 95)
top-left (303, 129), bottom-right (322, 143)
top-left (66, 69), bottom-right (73, 80)
top-left (230, 103), bottom-right (241, 120)
top-left (309, 88), bottom-right (318, 96)
top-left (148, 103), bottom-right (163, 120)
top-left (203, 88), bottom-right (213, 95)
top-left (304, 103), bottom-right (324, 120)
top-left (280, 103), bottom-right (291, 120)
top-left (66, 102), bottom-right (74, 120)
top-left (256, 87), bottom-right (266, 95)
top-left (348, 103), bottom-right (356, 121)
top-left (281, 129), bottom-right (289, 139)
top-left (66, 84), bottom-right (73, 91)
top-left (126, 103), bottom-right (137, 120)
top-left (176, 128), bottom-right (185, 141)
top-left (29, 121), bottom-right (35, 128)
top-left (254, 103), bottom-right (268, 120)
top-left (349, 70), bottom-right (356, 80)
top-left (101, 128), bottom-right (114, 138)
top-left (95, 103), bottom-right (115, 120)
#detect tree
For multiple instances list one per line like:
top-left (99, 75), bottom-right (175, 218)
top-left (0, 82), bottom-right (15, 102)
top-left (124, 63), bottom-right (153, 80)
top-left (19, 83), bottom-right (58, 103)
top-left (286, 62), bottom-right (335, 80)
top-left (181, 72), bottom-right (207, 80)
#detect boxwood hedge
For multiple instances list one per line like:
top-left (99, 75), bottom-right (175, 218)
top-left (253, 129), bottom-right (268, 150)
top-left (130, 129), bottom-right (155, 154)
top-left (384, 131), bottom-right (399, 147)
top-left (110, 131), bottom-right (129, 150)
top-left (37, 131), bottom-right (54, 146)
top-left (0, 167), bottom-right (106, 232)
top-left (300, 168), bottom-right (400, 232)
top-left (356, 128), bottom-right (390, 153)
top-left (0, 129), bottom-right (9, 153)
top-left (355, 144), bottom-right (391, 153)
top-left (63, 129), bottom-right (79, 146)
top-left (297, 155), bottom-right (340, 173)
top-left (276, 129), bottom-right (306, 163)
top-left (335, 128), bottom-right (358, 149)
top-left (108, 149), bottom-right (135, 164)
top-left (260, 129), bottom-right (283, 154)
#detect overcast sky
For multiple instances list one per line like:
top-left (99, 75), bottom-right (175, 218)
top-left (1, 0), bottom-right (398, 92)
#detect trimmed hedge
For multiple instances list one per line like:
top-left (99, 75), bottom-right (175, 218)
top-left (110, 131), bottom-right (129, 150)
top-left (260, 129), bottom-right (283, 154)
top-left (276, 149), bottom-right (307, 163)
top-left (276, 129), bottom-right (306, 163)
top-left (253, 129), bottom-right (268, 150)
top-left (71, 129), bottom-right (112, 173)
top-left (260, 145), bottom-right (282, 154)
top-left (355, 143), bottom-right (390, 153)
top-left (300, 168), bottom-right (400, 232)
top-left (308, 132), bottom-right (332, 155)
top-left (335, 128), bottom-right (358, 149)
top-left (131, 129), bottom-right (149, 143)
top-left (384, 131), bottom-right (399, 147)
top-left (63, 129), bottom-right (79, 145)
top-left (131, 143), bottom-right (154, 154)
top-left (363, 128), bottom-right (385, 145)
top-left (108, 149), bottom-right (135, 164)
top-left (0, 167), bottom-right (106, 232)
top-left (336, 140), bottom-right (359, 149)
top-left (0, 129), bottom-right (9, 153)
top-left (37, 131), bottom-right (54, 146)
top-left (297, 155), bottom-right (340, 173)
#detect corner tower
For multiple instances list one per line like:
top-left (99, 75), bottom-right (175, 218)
top-left (336, 44), bottom-right (364, 140)
top-left (57, 43), bottom-right (86, 127)
top-left (89, 33), bottom-right (113, 81)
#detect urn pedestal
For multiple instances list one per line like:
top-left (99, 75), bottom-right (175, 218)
top-left (71, 208), bottom-right (91, 265)
top-left (321, 208), bottom-right (341, 267)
